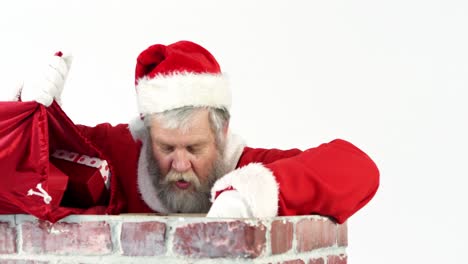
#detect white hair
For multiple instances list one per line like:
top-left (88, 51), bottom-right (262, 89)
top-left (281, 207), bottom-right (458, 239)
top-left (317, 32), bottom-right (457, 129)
top-left (144, 106), bottom-right (230, 148)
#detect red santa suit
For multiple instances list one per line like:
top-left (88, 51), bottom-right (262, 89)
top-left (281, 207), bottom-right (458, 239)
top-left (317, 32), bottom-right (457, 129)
top-left (3, 41), bottom-right (378, 224)
top-left (74, 40), bottom-right (379, 224)
top-left (77, 121), bottom-right (379, 224)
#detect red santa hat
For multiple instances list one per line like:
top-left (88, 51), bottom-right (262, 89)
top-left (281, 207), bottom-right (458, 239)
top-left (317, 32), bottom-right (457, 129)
top-left (135, 41), bottom-right (231, 116)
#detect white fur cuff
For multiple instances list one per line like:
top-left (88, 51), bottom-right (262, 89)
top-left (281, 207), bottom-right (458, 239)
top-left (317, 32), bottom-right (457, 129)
top-left (210, 163), bottom-right (279, 218)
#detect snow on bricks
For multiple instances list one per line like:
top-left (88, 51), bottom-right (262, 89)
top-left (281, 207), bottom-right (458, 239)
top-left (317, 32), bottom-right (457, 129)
top-left (308, 258), bottom-right (326, 264)
top-left (0, 222), bottom-right (16, 254)
top-left (0, 215), bottom-right (347, 263)
top-left (173, 220), bottom-right (266, 258)
top-left (328, 254), bottom-right (348, 264)
top-left (296, 218), bottom-right (337, 252)
top-left (121, 221), bottom-right (166, 256)
top-left (22, 221), bottom-right (112, 254)
top-left (337, 223), bottom-right (348, 246)
top-left (271, 220), bottom-right (293, 254)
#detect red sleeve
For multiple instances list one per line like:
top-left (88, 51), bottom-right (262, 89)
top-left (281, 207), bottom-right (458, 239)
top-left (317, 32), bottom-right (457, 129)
top-left (237, 147), bottom-right (302, 166)
top-left (77, 123), bottom-right (132, 153)
top-left (261, 139), bottom-right (379, 223)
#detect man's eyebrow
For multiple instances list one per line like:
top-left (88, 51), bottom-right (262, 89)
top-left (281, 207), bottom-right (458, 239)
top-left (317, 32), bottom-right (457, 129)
top-left (187, 141), bottom-right (209, 147)
top-left (153, 139), bottom-right (173, 146)
top-left (153, 138), bottom-right (210, 147)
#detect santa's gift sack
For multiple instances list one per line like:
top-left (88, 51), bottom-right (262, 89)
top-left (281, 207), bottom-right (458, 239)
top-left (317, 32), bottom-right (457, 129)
top-left (46, 163), bottom-right (69, 208)
top-left (51, 150), bottom-right (110, 208)
top-left (0, 100), bottom-right (114, 222)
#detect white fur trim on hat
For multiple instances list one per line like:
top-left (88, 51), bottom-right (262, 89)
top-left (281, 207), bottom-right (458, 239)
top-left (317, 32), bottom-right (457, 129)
top-left (210, 163), bottom-right (279, 218)
top-left (136, 72), bottom-right (231, 115)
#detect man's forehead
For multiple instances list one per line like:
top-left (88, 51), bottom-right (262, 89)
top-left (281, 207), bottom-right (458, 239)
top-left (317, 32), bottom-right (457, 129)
top-left (150, 121), bottom-right (214, 145)
top-left (152, 130), bottom-right (212, 146)
top-left (151, 108), bottom-right (210, 129)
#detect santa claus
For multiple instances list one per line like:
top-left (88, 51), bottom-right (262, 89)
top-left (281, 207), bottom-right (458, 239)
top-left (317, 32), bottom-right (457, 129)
top-left (20, 41), bottom-right (379, 223)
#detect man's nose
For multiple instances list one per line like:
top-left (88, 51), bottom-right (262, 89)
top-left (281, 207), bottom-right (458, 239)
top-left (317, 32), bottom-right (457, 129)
top-left (172, 150), bottom-right (191, 172)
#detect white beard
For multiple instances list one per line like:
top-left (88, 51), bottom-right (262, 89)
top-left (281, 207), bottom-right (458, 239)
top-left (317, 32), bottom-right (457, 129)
top-left (145, 144), bottom-right (226, 213)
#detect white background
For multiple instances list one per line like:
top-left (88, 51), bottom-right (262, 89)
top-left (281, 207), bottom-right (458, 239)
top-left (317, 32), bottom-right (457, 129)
top-left (1, 1), bottom-right (467, 263)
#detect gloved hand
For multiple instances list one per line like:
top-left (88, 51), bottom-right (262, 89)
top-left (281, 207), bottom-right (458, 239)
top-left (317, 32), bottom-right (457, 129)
top-left (206, 190), bottom-right (253, 218)
top-left (20, 51), bottom-right (73, 106)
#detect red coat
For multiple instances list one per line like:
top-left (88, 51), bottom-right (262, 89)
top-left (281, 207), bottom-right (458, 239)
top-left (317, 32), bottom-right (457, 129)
top-left (78, 119), bottom-right (379, 224)
top-left (0, 102), bottom-right (378, 223)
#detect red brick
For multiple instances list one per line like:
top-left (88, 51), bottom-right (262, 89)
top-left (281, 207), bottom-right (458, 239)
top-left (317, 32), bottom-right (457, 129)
top-left (22, 221), bottom-right (112, 254)
top-left (0, 222), bottom-right (16, 254)
top-left (121, 221), bottom-right (166, 256)
top-left (271, 220), bottom-right (293, 254)
top-left (296, 218), bottom-right (336, 252)
top-left (282, 260), bottom-right (305, 264)
top-left (337, 223), bottom-right (347, 246)
top-left (173, 221), bottom-right (266, 258)
top-left (327, 254), bottom-right (347, 264)
top-left (308, 258), bottom-right (325, 264)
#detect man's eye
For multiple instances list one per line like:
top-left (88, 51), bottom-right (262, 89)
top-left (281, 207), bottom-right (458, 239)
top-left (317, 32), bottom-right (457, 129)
top-left (160, 145), bottom-right (174, 153)
top-left (187, 146), bottom-right (201, 154)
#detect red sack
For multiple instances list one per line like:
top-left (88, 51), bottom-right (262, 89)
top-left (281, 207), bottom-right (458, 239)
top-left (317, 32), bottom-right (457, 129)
top-left (50, 150), bottom-right (111, 208)
top-left (0, 100), bottom-right (114, 222)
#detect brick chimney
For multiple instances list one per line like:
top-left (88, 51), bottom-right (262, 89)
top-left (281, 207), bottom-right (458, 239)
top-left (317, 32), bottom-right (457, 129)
top-left (0, 214), bottom-right (347, 263)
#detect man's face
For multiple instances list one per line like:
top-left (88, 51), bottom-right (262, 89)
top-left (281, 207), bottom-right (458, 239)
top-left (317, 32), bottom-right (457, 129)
top-left (148, 109), bottom-right (225, 213)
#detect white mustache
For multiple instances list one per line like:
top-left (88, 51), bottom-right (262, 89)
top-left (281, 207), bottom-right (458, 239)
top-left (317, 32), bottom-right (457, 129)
top-left (163, 170), bottom-right (201, 189)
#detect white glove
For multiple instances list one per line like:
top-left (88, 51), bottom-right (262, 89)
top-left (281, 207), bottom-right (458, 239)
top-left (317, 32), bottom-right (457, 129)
top-left (206, 190), bottom-right (253, 218)
top-left (21, 52), bottom-right (73, 106)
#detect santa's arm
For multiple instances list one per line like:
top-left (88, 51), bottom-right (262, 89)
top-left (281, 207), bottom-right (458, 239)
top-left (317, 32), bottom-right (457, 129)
top-left (236, 147), bottom-right (303, 164)
top-left (209, 139), bottom-right (379, 223)
top-left (78, 122), bottom-right (141, 147)
top-left (77, 123), bottom-right (118, 147)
